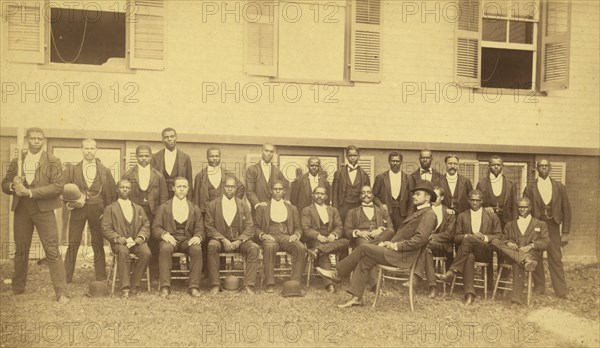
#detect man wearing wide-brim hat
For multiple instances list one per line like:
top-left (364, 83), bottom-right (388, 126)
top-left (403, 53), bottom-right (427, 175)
top-left (317, 181), bottom-right (438, 308)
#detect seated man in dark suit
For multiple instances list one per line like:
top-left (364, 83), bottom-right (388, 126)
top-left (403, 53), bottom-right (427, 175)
top-left (344, 186), bottom-right (395, 248)
top-left (437, 189), bottom-right (502, 305)
top-left (255, 181), bottom-right (307, 293)
top-left (302, 186), bottom-right (348, 293)
top-left (101, 179), bottom-right (151, 298)
top-left (492, 197), bottom-right (549, 305)
top-left (153, 177), bottom-right (205, 298)
top-left (318, 182), bottom-right (438, 308)
top-left (424, 186), bottom-right (456, 299)
top-left (205, 176), bottom-right (260, 294)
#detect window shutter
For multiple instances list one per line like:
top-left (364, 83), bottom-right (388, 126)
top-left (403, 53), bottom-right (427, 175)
top-left (538, 0), bottom-right (571, 91)
top-left (350, 0), bottom-right (382, 83)
top-left (126, 145), bottom-right (138, 170)
top-left (244, 0), bottom-right (278, 77)
top-left (454, 0), bottom-right (481, 86)
top-left (3, 1), bottom-right (44, 63)
top-left (129, 0), bottom-right (165, 70)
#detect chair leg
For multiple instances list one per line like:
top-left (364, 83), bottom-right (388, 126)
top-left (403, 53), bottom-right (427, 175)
top-left (526, 271), bottom-right (533, 307)
top-left (492, 266), bottom-right (503, 300)
top-left (409, 271), bottom-right (415, 312)
top-left (440, 261), bottom-right (447, 294)
top-left (450, 274), bottom-right (457, 295)
top-left (372, 267), bottom-right (384, 309)
top-left (146, 266), bottom-right (151, 292)
top-left (306, 257), bottom-right (312, 287)
top-left (111, 259), bottom-right (118, 297)
top-left (483, 266), bottom-right (488, 300)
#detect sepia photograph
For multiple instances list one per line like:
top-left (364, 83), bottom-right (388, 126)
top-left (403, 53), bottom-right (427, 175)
top-left (0, 0), bottom-right (598, 346)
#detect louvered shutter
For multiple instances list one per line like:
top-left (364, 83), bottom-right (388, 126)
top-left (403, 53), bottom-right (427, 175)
top-left (345, 154), bottom-right (375, 184)
top-left (3, 1), bottom-right (44, 63)
top-left (535, 161), bottom-right (566, 184)
top-left (539, 0), bottom-right (571, 91)
top-left (129, 0), bottom-right (165, 70)
top-left (350, 0), bottom-right (382, 83)
top-left (244, 0), bottom-right (278, 76)
top-left (454, 0), bottom-right (481, 86)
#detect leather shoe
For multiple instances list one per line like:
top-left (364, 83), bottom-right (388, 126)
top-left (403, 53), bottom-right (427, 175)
top-left (57, 295), bottom-right (71, 304)
top-left (428, 286), bottom-right (438, 299)
top-left (523, 259), bottom-right (538, 272)
top-left (436, 270), bottom-right (455, 284)
top-left (325, 284), bottom-right (335, 293)
top-left (337, 296), bottom-right (363, 308)
top-left (316, 267), bottom-right (341, 284)
top-left (209, 286), bottom-right (220, 295)
top-left (189, 288), bottom-right (201, 298)
top-left (464, 293), bottom-right (475, 305)
top-left (307, 249), bottom-right (319, 261)
top-left (121, 288), bottom-right (130, 299)
top-left (240, 285), bottom-right (255, 295)
top-left (265, 285), bottom-right (275, 293)
top-left (159, 286), bottom-right (170, 299)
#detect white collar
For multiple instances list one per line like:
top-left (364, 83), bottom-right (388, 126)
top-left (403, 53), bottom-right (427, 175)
top-left (519, 215), bottom-right (532, 222)
top-left (173, 197), bottom-right (187, 205)
top-left (347, 163), bottom-right (358, 170)
top-left (271, 198), bottom-right (285, 206)
top-left (389, 169), bottom-right (401, 176)
top-left (308, 172), bottom-right (319, 179)
top-left (538, 176), bottom-right (551, 183)
top-left (165, 148), bottom-right (177, 154)
top-left (432, 204), bottom-right (443, 212)
top-left (26, 150), bottom-right (42, 161)
top-left (118, 198), bottom-right (130, 204)
top-left (207, 165), bottom-right (221, 174)
top-left (489, 173), bottom-right (503, 181)
top-left (446, 172), bottom-right (458, 180)
top-left (223, 195), bottom-right (236, 203)
top-left (471, 208), bottom-right (483, 215)
top-left (261, 160), bottom-right (271, 167)
top-left (416, 203), bottom-right (430, 210)
top-left (138, 164), bottom-right (151, 172)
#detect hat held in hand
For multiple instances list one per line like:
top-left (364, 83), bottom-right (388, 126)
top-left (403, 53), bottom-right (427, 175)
top-left (62, 183), bottom-right (86, 209)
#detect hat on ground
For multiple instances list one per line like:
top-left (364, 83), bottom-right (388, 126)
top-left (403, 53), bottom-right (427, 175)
top-left (282, 280), bottom-right (304, 297)
top-left (62, 183), bottom-right (85, 203)
top-left (85, 281), bottom-right (108, 298)
top-left (223, 275), bottom-right (240, 291)
top-left (409, 180), bottom-right (437, 203)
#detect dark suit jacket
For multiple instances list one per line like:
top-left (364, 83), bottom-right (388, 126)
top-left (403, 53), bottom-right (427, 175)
top-left (384, 207), bottom-right (437, 276)
top-left (440, 174), bottom-right (473, 214)
top-left (245, 162), bottom-right (289, 209)
top-left (454, 209), bottom-right (502, 244)
top-left (63, 159), bottom-right (116, 207)
top-left (192, 167), bottom-right (245, 213)
top-left (343, 205), bottom-right (394, 240)
top-left (408, 168), bottom-right (443, 189)
top-left (430, 207), bottom-right (457, 244)
top-left (2, 151), bottom-right (63, 212)
top-left (205, 196), bottom-right (254, 242)
top-left (290, 172), bottom-right (331, 213)
top-left (150, 148), bottom-right (193, 199)
top-left (101, 201), bottom-right (150, 244)
top-left (501, 217), bottom-right (549, 252)
top-left (331, 165), bottom-right (370, 208)
top-left (301, 204), bottom-right (343, 239)
top-left (372, 170), bottom-right (410, 218)
top-left (152, 199), bottom-right (205, 240)
top-left (122, 165), bottom-right (168, 215)
top-left (476, 175), bottom-right (518, 224)
top-left (254, 201), bottom-right (302, 239)
top-left (523, 178), bottom-right (571, 233)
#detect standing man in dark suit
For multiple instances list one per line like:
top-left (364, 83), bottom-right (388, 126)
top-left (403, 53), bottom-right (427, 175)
top-left (344, 186), bottom-right (395, 248)
top-left (492, 198), bottom-right (549, 305)
top-left (150, 127), bottom-right (193, 200)
top-left (372, 151), bottom-right (410, 231)
top-left (317, 181), bottom-right (438, 308)
top-left (63, 138), bottom-right (117, 284)
top-left (245, 143), bottom-right (289, 215)
top-left (523, 159), bottom-right (571, 298)
top-left (409, 149), bottom-right (443, 189)
top-left (476, 155), bottom-right (518, 228)
top-left (193, 147), bottom-right (245, 215)
top-left (205, 176), bottom-right (259, 294)
top-left (255, 181), bottom-right (307, 293)
top-left (290, 156), bottom-right (331, 213)
top-left (123, 144), bottom-right (168, 278)
top-left (153, 177), bottom-right (205, 298)
top-left (437, 189), bottom-right (502, 304)
top-left (424, 186), bottom-right (456, 298)
top-left (1, 127), bottom-right (69, 302)
top-left (332, 145), bottom-right (370, 224)
top-left (101, 179), bottom-right (151, 298)
top-left (302, 186), bottom-right (348, 293)
top-left (440, 154), bottom-right (473, 215)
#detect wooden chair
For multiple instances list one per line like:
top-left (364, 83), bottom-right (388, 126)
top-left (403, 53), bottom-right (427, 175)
top-left (432, 256), bottom-right (447, 293)
top-left (372, 246), bottom-right (425, 311)
top-left (306, 253), bottom-right (337, 287)
top-left (106, 252), bottom-right (151, 296)
top-left (157, 252), bottom-right (190, 291)
top-left (450, 261), bottom-right (490, 299)
top-left (492, 263), bottom-right (533, 306)
top-left (218, 252), bottom-right (245, 279)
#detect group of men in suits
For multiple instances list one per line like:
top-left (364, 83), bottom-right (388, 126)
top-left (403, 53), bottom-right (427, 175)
top-left (2, 129), bottom-right (573, 305)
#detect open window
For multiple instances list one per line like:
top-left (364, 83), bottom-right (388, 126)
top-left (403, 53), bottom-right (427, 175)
top-left (454, 0), bottom-right (571, 92)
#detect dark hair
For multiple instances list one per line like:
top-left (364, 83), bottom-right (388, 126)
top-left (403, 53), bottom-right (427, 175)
top-left (468, 189), bottom-right (483, 198)
top-left (489, 155), bottom-right (503, 163)
top-left (26, 127), bottom-right (45, 138)
top-left (388, 151), bottom-right (403, 162)
top-left (434, 185), bottom-right (445, 197)
top-left (136, 144), bottom-right (152, 155)
top-left (444, 154), bottom-right (459, 163)
top-left (346, 145), bottom-right (360, 154)
top-left (161, 127), bottom-right (177, 137)
top-left (270, 180), bottom-right (286, 190)
top-left (206, 147), bottom-right (220, 156)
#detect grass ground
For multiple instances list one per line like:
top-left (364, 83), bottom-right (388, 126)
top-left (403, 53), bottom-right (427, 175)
top-left (0, 258), bottom-right (598, 347)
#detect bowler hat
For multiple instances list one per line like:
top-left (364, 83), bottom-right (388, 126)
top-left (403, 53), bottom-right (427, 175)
top-left (409, 181), bottom-right (437, 202)
top-left (85, 281), bottom-right (108, 298)
top-left (282, 280), bottom-right (304, 297)
top-left (223, 275), bottom-right (240, 291)
top-left (62, 183), bottom-right (85, 202)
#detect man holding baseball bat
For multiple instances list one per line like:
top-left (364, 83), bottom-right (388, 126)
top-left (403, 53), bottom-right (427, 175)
top-left (1, 127), bottom-right (70, 303)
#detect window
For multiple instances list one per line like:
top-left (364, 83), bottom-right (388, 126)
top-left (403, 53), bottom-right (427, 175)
top-left (454, 0), bottom-right (571, 92)
top-left (4, 0), bottom-right (165, 70)
top-left (244, 0), bottom-right (382, 83)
